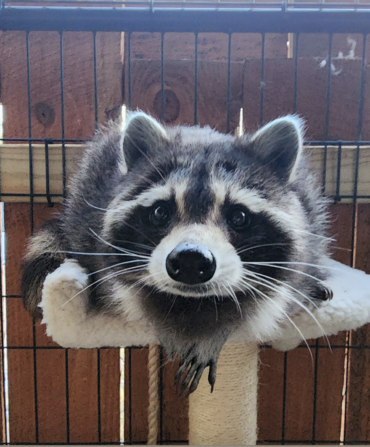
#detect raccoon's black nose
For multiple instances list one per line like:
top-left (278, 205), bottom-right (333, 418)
top-left (166, 243), bottom-right (216, 285)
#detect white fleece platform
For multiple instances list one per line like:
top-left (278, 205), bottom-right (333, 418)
top-left (39, 258), bottom-right (370, 350)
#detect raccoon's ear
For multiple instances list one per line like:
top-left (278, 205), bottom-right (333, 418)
top-left (122, 111), bottom-right (168, 171)
top-left (250, 116), bottom-right (304, 183)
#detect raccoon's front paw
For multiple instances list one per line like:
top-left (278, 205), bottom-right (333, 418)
top-left (40, 259), bottom-right (89, 317)
top-left (175, 352), bottom-right (217, 396)
top-left (174, 345), bottom-right (218, 396)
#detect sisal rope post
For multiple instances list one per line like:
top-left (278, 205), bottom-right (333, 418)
top-left (189, 342), bottom-right (259, 445)
top-left (147, 344), bottom-right (160, 445)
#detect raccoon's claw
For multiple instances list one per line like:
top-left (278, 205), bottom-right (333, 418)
top-left (313, 284), bottom-right (333, 301)
top-left (176, 356), bottom-right (218, 396)
top-left (208, 359), bottom-right (217, 393)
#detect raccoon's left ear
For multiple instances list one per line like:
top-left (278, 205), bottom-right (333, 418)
top-left (121, 111), bottom-right (168, 171)
top-left (250, 116), bottom-right (304, 183)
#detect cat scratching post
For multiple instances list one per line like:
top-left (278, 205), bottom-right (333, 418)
top-left (189, 342), bottom-right (259, 446)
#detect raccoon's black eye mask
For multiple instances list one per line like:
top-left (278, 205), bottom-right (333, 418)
top-left (226, 206), bottom-right (251, 231)
top-left (149, 201), bottom-right (173, 226)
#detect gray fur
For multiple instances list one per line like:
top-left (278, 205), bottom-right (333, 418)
top-left (22, 112), bottom-right (330, 393)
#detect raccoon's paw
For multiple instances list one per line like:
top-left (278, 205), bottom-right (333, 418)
top-left (175, 352), bottom-right (217, 397)
top-left (40, 259), bottom-right (89, 318)
top-left (171, 340), bottom-right (223, 396)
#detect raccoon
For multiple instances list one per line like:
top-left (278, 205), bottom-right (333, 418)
top-left (22, 111), bottom-right (331, 394)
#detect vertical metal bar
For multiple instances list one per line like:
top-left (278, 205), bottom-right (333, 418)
top-left (312, 32), bottom-right (333, 444)
top-left (93, 31), bottom-right (99, 127)
top-left (59, 31), bottom-right (66, 197)
top-left (26, 30), bottom-right (39, 444)
top-left (92, 30), bottom-right (102, 444)
top-left (293, 33), bottom-right (299, 114)
top-left (226, 32), bottom-right (231, 134)
top-left (161, 32), bottom-right (165, 123)
top-left (128, 33), bottom-right (132, 110)
top-left (194, 32), bottom-right (198, 126)
top-left (128, 348), bottom-right (132, 444)
top-left (44, 140), bottom-right (53, 208)
top-left (159, 32), bottom-right (165, 441)
top-left (126, 31), bottom-right (133, 445)
top-left (59, 30), bottom-right (70, 444)
top-left (322, 33), bottom-right (333, 191)
top-left (97, 349), bottom-right (101, 444)
top-left (335, 142), bottom-right (342, 203)
top-left (281, 352), bottom-right (288, 444)
top-left (281, 31), bottom-right (301, 447)
top-left (260, 33), bottom-right (265, 126)
top-left (159, 347), bottom-right (164, 444)
top-left (343, 32), bottom-right (367, 444)
top-left (0, 205), bottom-right (5, 443)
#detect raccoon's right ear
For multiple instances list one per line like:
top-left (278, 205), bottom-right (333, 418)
top-left (122, 111), bottom-right (168, 171)
top-left (250, 116), bottom-right (304, 183)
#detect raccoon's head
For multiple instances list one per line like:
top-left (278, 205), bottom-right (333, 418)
top-left (102, 111), bottom-right (310, 344)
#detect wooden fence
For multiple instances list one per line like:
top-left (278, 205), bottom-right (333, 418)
top-left (0, 29), bottom-right (369, 444)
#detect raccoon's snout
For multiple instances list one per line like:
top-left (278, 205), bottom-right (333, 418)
top-left (166, 243), bottom-right (216, 285)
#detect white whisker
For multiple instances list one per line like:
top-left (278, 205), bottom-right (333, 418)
top-left (293, 229), bottom-right (335, 242)
top-left (87, 259), bottom-right (149, 277)
top-left (89, 228), bottom-right (150, 260)
top-left (243, 272), bottom-right (330, 347)
top-left (236, 242), bottom-right (289, 256)
top-left (240, 273), bottom-right (330, 349)
top-left (245, 281), bottom-right (313, 360)
top-left (61, 265), bottom-right (147, 309)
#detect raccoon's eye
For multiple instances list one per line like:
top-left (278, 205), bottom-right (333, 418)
top-left (227, 207), bottom-right (251, 231)
top-left (150, 203), bottom-right (172, 226)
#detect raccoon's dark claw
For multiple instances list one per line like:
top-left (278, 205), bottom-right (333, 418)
top-left (208, 359), bottom-right (217, 392)
top-left (176, 355), bottom-right (218, 396)
top-left (313, 284), bottom-right (333, 301)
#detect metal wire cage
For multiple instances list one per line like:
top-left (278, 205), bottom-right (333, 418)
top-left (0, 1), bottom-right (369, 444)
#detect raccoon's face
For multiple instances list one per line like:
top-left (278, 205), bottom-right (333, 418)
top-left (102, 112), bottom-right (307, 341)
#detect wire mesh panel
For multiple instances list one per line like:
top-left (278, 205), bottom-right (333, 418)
top-left (0, 2), bottom-right (369, 444)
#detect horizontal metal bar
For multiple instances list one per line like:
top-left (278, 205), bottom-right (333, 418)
top-left (0, 442), bottom-right (189, 445)
top-left (0, 5), bottom-right (370, 32)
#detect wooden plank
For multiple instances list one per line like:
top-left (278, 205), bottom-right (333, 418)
top-left (7, 350), bottom-right (36, 443)
top-left (345, 203), bottom-right (370, 442)
top-left (68, 349), bottom-right (98, 443)
top-left (0, 31), bottom-right (123, 139)
top-left (124, 347), bottom-right (149, 443)
top-left (127, 59), bottom-right (243, 132)
top-left (243, 58), bottom-right (367, 141)
top-left (4, 203), bottom-right (67, 443)
top-left (162, 355), bottom-right (189, 442)
top-left (2, 143), bottom-right (370, 203)
top-left (100, 348), bottom-right (121, 443)
top-left (257, 349), bottom-right (285, 441)
top-left (36, 350), bottom-right (67, 444)
top-left (4, 203), bottom-right (35, 443)
top-left (313, 205), bottom-right (352, 442)
top-left (280, 204), bottom-right (352, 442)
top-left (284, 349), bottom-right (315, 441)
top-left (130, 32), bottom-right (288, 62)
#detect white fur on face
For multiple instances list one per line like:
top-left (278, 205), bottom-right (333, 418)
top-left (147, 223), bottom-right (243, 297)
